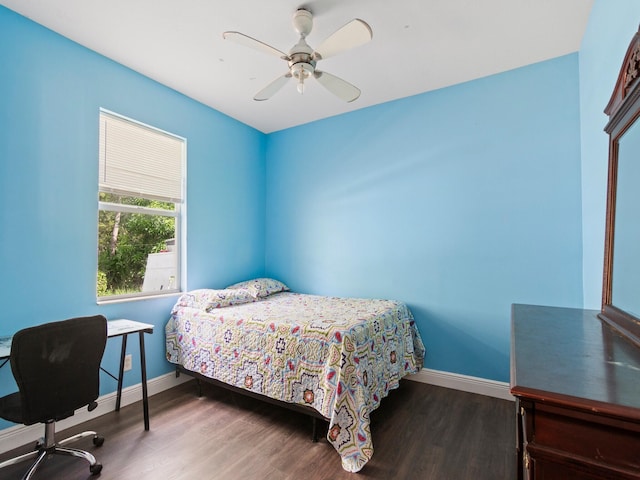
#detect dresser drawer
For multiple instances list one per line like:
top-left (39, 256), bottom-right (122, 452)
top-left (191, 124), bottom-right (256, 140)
top-left (528, 403), bottom-right (640, 477)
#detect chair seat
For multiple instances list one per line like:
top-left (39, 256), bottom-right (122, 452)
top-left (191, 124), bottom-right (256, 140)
top-left (0, 392), bottom-right (75, 425)
top-left (0, 392), bottom-right (22, 424)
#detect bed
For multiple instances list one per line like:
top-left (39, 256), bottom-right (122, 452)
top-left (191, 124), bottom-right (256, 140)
top-left (165, 278), bottom-right (425, 472)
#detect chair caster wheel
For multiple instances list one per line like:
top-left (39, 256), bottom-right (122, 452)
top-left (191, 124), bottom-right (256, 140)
top-left (93, 435), bottom-right (105, 447)
top-left (90, 462), bottom-right (103, 475)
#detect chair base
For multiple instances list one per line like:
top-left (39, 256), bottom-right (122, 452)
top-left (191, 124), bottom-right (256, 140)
top-left (0, 422), bottom-right (103, 480)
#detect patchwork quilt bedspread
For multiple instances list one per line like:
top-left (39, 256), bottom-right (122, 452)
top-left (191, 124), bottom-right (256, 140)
top-left (165, 289), bottom-right (425, 472)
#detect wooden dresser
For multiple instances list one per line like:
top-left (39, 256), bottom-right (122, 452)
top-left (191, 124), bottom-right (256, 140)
top-left (510, 304), bottom-right (640, 479)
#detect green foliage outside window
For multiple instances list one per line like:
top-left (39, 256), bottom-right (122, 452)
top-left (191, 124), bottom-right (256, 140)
top-left (98, 193), bottom-right (176, 297)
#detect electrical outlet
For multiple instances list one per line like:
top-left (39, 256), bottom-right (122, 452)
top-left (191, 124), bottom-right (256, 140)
top-left (124, 353), bottom-right (132, 372)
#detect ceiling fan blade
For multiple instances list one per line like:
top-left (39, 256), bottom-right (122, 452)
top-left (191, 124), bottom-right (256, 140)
top-left (254, 73), bottom-right (292, 101)
top-left (314, 70), bottom-right (361, 102)
top-left (313, 19), bottom-right (372, 60)
top-left (223, 31), bottom-right (289, 60)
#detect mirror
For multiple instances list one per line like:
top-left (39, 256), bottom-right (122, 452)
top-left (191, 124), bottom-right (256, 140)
top-left (611, 121), bottom-right (640, 318)
top-left (600, 24), bottom-right (640, 346)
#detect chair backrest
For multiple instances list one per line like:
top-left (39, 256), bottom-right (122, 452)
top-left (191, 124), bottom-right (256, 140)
top-left (10, 315), bottom-right (107, 425)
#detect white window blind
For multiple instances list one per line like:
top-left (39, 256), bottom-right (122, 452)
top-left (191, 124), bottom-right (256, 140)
top-left (99, 111), bottom-right (184, 202)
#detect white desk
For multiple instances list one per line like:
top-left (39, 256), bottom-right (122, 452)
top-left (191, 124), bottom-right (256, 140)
top-left (104, 319), bottom-right (154, 431)
top-left (1, 319), bottom-right (154, 431)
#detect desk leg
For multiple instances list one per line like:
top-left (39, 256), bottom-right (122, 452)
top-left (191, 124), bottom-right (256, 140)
top-left (139, 331), bottom-right (150, 431)
top-left (116, 334), bottom-right (128, 412)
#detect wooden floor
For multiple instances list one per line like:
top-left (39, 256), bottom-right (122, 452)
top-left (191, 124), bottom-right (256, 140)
top-left (0, 380), bottom-right (516, 479)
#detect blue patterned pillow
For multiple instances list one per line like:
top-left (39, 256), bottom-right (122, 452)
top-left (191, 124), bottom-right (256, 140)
top-left (225, 278), bottom-right (289, 299)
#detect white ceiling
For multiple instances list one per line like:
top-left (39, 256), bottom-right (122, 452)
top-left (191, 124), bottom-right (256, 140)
top-left (1, 0), bottom-right (593, 133)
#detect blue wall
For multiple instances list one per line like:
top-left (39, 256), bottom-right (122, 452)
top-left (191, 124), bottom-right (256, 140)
top-left (0, 6), bottom-right (266, 429)
top-left (579, 1), bottom-right (640, 309)
top-left (265, 55), bottom-right (584, 382)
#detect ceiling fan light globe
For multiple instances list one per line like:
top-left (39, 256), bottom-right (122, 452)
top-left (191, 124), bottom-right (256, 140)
top-left (291, 62), bottom-right (313, 79)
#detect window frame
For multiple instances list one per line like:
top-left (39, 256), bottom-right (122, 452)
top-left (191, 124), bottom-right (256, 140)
top-left (97, 109), bottom-right (187, 303)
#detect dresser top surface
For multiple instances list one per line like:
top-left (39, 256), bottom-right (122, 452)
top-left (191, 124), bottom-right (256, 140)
top-left (511, 304), bottom-right (640, 414)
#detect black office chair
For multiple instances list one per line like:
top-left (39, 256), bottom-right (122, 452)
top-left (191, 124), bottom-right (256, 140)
top-left (0, 315), bottom-right (108, 479)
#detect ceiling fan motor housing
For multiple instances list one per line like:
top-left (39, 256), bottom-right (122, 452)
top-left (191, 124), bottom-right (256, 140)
top-left (288, 37), bottom-right (315, 79)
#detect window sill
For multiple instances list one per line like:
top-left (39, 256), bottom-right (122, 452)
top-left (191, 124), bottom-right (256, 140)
top-left (97, 291), bottom-right (182, 305)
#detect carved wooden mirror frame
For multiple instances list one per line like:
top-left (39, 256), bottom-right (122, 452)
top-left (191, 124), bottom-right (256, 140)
top-left (600, 24), bottom-right (640, 346)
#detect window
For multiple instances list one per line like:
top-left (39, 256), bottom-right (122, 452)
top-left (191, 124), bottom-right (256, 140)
top-left (97, 110), bottom-right (185, 301)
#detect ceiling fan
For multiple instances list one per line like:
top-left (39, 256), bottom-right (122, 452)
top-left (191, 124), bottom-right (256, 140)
top-left (223, 8), bottom-right (372, 102)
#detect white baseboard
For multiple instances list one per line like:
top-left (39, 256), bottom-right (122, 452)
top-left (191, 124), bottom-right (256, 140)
top-left (407, 368), bottom-right (514, 402)
top-left (0, 371), bottom-right (191, 455)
